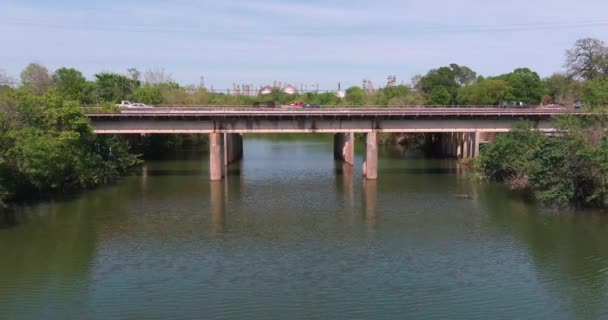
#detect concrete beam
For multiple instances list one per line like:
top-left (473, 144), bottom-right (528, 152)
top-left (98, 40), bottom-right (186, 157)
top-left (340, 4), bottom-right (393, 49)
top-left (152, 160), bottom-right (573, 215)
top-left (91, 118), bottom-right (558, 134)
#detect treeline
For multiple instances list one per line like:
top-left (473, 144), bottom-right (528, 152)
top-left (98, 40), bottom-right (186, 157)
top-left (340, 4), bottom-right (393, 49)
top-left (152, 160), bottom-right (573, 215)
top-left (1, 37), bottom-right (608, 207)
top-left (0, 88), bottom-right (140, 207)
top-left (1, 38), bottom-right (607, 108)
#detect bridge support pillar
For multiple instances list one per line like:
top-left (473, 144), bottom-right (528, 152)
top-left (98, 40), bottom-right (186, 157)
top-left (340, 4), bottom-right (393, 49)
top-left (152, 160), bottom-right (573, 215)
top-left (473, 131), bottom-right (481, 157)
top-left (210, 133), bottom-right (223, 181)
top-left (362, 132), bottom-right (378, 180)
top-left (224, 133), bottom-right (243, 166)
top-left (462, 132), bottom-right (470, 159)
top-left (334, 132), bottom-right (354, 165)
top-left (451, 132), bottom-right (457, 158)
top-left (456, 133), bottom-right (463, 159)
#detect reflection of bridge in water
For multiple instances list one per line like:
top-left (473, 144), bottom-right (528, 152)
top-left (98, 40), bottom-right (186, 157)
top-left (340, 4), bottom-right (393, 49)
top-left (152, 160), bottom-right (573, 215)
top-left (87, 107), bottom-right (584, 180)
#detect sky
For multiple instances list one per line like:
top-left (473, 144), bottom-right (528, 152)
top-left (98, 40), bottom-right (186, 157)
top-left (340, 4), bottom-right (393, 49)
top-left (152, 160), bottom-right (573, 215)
top-left (1, 0), bottom-right (608, 90)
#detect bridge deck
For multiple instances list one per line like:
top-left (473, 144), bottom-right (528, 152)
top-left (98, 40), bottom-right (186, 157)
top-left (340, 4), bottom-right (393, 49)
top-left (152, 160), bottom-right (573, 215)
top-left (87, 107), bottom-right (583, 118)
top-left (86, 107), bottom-right (583, 134)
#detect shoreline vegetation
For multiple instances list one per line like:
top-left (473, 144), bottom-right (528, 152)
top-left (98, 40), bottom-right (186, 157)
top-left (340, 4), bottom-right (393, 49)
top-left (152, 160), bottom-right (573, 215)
top-left (1, 37), bottom-right (608, 209)
top-left (475, 116), bottom-right (608, 209)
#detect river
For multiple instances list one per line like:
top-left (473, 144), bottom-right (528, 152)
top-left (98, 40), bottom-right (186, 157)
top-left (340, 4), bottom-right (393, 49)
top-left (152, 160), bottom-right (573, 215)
top-left (1, 135), bottom-right (608, 319)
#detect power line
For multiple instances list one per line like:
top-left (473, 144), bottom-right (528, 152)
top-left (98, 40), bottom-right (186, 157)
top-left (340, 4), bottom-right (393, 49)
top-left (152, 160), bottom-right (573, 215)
top-left (1, 18), bottom-right (608, 36)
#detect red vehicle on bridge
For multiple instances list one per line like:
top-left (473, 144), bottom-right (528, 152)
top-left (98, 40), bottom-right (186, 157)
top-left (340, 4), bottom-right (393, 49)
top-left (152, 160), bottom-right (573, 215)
top-left (281, 101), bottom-right (305, 108)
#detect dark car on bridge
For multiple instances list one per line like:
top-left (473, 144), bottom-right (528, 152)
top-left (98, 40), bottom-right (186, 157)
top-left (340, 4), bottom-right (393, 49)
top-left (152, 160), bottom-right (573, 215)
top-left (304, 104), bottom-right (320, 108)
top-left (252, 101), bottom-right (276, 108)
top-left (499, 101), bottom-right (528, 108)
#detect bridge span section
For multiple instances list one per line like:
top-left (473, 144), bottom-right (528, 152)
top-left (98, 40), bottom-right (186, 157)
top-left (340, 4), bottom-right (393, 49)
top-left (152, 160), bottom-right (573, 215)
top-left (87, 107), bottom-right (572, 134)
top-left (86, 107), bottom-right (580, 181)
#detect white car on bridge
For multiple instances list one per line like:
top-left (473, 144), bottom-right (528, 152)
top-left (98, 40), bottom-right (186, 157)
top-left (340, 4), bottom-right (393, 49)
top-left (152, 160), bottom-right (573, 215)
top-left (117, 101), bottom-right (152, 108)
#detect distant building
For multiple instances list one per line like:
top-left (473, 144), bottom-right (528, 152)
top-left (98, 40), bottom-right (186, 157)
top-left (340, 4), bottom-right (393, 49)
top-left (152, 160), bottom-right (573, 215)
top-left (335, 90), bottom-right (346, 98)
top-left (282, 84), bottom-right (298, 95)
top-left (259, 85), bottom-right (273, 95)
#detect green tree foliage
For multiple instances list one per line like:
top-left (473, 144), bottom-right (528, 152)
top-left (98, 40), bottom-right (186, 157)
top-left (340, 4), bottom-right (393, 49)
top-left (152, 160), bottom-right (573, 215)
top-left (477, 117), bottom-right (608, 207)
top-left (419, 67), bottom-right (458, 105)
top-left (419, 64), bottom-right (476, 105)
top-left (427, 87), bottom-right (451, 105)
top-left (375, 85), bottom-right (418, 105)
top-left (496, 68), bottom-right (543, 104)
top-left (542, 73), bottom-right (584, 105)
top-left (583, 78), bottom-right (608, 108)
top-left (345, 86), bottom-right (364, 105)
top-left (52, 68), bottom-right (88, 102)
top-left (477, 121), bottom-right (546, 182)
top-left (93, 73), bottom-right (140, 103)
top-left (133, 85), bottom-right (164, 105)
top-left (457, 79), bottom-right (513, 105)
top-left (450, 64), bottom-right (477, 86)
top-left (302, 92), bottom-right (340, 105)
top-left (0, 88), bottom-right (140, 203)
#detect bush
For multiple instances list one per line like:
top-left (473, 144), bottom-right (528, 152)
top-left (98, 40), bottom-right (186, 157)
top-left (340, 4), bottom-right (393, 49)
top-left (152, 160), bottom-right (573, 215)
top-left (0, 89), bottom-right (140, 203)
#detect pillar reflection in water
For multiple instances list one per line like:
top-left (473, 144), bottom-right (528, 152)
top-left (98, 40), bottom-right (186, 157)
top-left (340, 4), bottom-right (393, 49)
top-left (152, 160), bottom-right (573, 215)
top-left (210, 181), bottom-right (225, 233)
top-left (342, 162), bottom-right (355, 209)
top-left (363, 179), bottom-right (378, 222)
top-left (140, 164), bottom-right (148, 193)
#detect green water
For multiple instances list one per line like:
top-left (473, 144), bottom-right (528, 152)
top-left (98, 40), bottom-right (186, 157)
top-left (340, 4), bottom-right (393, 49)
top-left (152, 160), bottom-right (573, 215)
top-left (1, 135), bottom-right (608, 319)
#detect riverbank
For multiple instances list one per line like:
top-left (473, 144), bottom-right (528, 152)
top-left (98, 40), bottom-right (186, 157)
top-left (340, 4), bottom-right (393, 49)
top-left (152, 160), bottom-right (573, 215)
top-left (475, 117), bottom-right (608, 209)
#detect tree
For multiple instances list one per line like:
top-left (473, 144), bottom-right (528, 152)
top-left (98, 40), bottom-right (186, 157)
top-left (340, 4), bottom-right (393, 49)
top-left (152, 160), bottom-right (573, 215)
top-left (345, 86), bottom-right (364, 105)
top-left (20, 63), bottom-right (53, 95)
top-left (583, 78), bottom-right (608, 109)
top-left (0, 90), bottom-right (139, 202)
top-left (477, 121), bottom-right (546, 186)
top-left (419, 67), bottom-right (457, 97)
top-left (144, 68), bottom-right (173, 85)
top-left (93, 73), bottom-right (140, 102)
top-left (127, 68), bottom-right (141, 82)
top-left (375, 85), bottom-right (413, 105)
top-left (457, 79), bottom-right (513, 105)
top-left (52, 68), bottom-right (87, 102)
top-left (427, 87), bottom-right (451, 105)
top-left (565, 38), bottom-right (608, 80)
top-left (450, 64), bottom-right (477, 86)
top-left (542, 73), bottom-right (584, 105)
top-left (496, 68), bottom-right (543, 104)
top-left (419, 64), bottom-right (476, 105)
top-left (133, 85), bottom-right (164, 105)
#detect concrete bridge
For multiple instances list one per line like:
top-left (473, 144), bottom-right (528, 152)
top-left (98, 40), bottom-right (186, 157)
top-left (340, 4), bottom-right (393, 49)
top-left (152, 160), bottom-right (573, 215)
top-left (86, 107), bottom-right (583, 181)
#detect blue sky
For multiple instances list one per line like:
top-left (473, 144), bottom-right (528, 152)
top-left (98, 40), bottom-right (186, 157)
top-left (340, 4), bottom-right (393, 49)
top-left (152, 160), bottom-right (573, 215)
top-left (1, 0), bottom-right (608, 89)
